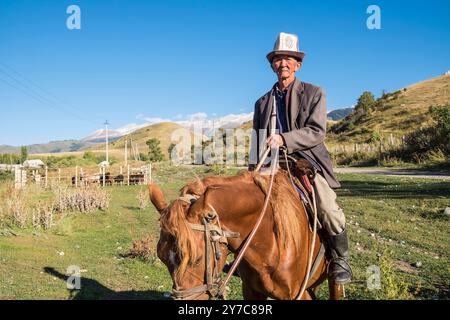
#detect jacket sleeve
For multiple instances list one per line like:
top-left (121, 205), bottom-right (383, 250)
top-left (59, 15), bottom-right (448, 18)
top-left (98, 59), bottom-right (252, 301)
top-left (280, 87), bottom-right (326, 153)
top-left (248, 102), bottom-right (260, 171)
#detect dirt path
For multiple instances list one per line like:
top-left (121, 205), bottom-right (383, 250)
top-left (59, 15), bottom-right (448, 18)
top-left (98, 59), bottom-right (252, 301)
top-left (334, 167), bottom-right (450, 180)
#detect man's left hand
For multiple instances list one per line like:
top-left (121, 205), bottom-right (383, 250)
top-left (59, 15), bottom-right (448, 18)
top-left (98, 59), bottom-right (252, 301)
top-left (267, 134), bottom-right (284, 148)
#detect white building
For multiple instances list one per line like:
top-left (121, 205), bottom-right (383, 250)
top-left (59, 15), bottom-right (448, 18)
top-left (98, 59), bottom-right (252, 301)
top-left (23, 159), bottom-right (45, 168)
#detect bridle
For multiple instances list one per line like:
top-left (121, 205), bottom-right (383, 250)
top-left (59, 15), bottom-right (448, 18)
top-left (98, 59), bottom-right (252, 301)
top-left (171, 197), bottom-right (240, 300)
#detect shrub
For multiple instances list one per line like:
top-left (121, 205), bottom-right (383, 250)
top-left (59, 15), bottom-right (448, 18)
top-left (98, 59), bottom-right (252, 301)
top-left (137, 188), bottom-right (149, 210)
top-left (370, 250), bottom-right (413, 300)
top-left (54, 185), bottom-right (111, 214)
top-left (0, 170), bottom-right (14, 182)
top-left (123, 235), bottom-right (156, 262)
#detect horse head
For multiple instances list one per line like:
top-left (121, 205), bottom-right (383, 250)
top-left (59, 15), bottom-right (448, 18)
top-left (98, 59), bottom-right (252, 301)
top-left (148, 183), bottom-right (231, 300)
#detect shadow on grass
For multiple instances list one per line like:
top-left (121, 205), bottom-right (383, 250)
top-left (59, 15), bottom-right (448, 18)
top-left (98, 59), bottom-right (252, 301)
top-left (122, 206), bottom-right (141, 211)
top-left (338, 179), bottom-right (450, 199)
top-left (44, 267), bottom-right (170, 300)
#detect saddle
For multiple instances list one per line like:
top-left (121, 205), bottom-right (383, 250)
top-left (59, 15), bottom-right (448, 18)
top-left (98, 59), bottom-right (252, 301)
top-left (278, 153), bottom-right (322, 231)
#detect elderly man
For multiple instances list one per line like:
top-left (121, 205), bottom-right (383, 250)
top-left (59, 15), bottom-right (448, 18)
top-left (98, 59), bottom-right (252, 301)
top-left (249, 32), bottom-right (352, 285)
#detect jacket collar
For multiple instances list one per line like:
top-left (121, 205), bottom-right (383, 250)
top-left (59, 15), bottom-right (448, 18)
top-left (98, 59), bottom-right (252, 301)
top-left (261, 78), bottom-right (304, 132)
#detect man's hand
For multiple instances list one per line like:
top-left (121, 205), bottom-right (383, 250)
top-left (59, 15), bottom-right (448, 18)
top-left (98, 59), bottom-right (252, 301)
top-left (266, 134), bottom-right (284, 148)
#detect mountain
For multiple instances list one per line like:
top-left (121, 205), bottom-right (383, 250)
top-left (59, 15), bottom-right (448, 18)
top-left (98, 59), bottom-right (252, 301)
top-left (327, 73), bottom-right (450, 145)
top-left (327, 107), bottom-right (354, 121)
top-left (90, 122), bottom-right (206, 159)
top-left (0, 140), bottom-right (94, 155)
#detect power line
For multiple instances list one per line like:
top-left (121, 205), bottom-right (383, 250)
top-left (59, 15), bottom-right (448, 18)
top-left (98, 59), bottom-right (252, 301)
top-left (0, 62), bottom-right (100, 125)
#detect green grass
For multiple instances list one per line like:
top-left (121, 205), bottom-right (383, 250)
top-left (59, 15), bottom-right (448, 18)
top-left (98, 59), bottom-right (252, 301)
top-left (0, 167), bottom-right (448, 300)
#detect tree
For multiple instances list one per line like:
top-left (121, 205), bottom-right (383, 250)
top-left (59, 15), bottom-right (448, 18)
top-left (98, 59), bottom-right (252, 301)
top-left (20, 146), bottom-right (28, 163)
top-left (431, 105), bottom-right (450, 141)
top-left (355, 91), bottom-right (375, 113)
top-left (168, 143), bottom-right (176, 157)
top-left (146, 138), bottom-right (164, 162)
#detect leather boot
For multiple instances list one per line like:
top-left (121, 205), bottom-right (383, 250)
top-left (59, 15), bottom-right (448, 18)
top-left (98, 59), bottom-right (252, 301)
top-left (327, 229), bottom-right (352, 284)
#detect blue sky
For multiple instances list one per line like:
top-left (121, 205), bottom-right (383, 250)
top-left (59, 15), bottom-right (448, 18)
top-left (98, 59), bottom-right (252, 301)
top-left (0, 0), bottom-right (449, 146)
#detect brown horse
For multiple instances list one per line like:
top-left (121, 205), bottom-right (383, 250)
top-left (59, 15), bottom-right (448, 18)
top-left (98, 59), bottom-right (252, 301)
top-left (148, 170), bottom-right (344, 300)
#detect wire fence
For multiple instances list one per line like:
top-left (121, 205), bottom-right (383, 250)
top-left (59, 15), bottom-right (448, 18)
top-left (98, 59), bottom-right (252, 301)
top-left (9, 164), bottom-right (152, 190)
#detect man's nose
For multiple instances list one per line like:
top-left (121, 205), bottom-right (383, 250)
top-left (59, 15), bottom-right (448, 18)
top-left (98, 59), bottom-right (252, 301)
top-left (280, 59), bottom-right (289, 66)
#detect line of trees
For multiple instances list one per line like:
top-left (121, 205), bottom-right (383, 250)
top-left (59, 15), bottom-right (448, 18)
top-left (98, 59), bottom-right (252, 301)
top-left (0, 146), bottom-right (28, 164)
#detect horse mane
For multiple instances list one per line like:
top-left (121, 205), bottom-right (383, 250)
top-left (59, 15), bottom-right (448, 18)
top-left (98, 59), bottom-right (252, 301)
top-left (159, 200), bottom-right (198, 279)
top-left (252, 170), bottom-right (304, 254)
top-left (180, 171), bottom-right (253, 196)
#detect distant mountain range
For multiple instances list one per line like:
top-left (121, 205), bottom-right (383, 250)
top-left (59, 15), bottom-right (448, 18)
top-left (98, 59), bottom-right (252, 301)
top-left (0, 112), bottom-right (253, 155)
top-left (327, 107), bottom-right (354, 121)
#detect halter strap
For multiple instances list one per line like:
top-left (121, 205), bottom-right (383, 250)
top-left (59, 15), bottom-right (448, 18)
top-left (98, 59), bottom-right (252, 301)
top-left (170, 198), bottom-right (240, 300)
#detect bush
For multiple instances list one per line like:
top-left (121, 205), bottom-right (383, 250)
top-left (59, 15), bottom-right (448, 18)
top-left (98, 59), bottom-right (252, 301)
top-left (400, 105), bottom-right (450, 164)
top-left (53, 185), bottom-right (111, 214)
top-left (331, 151), bottom-right (378, 167)
top-left (0, 170), bottom-right (14, 182)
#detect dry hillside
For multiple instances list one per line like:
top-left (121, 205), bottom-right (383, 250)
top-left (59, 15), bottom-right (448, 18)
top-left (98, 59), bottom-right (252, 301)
top-left (326, 74), bottom-right (450, 146)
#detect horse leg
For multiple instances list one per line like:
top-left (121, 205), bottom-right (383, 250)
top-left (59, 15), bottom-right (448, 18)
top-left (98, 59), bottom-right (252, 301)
top-left (328, 281), bottom-right (345, 300)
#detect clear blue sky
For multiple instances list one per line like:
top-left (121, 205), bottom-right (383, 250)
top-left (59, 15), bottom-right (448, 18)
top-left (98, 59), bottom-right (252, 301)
top-left (1, 0), bottom-right (449, 146)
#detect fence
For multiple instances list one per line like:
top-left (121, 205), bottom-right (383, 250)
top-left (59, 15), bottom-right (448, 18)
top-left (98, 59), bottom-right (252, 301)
top-left (9, 164), bottom-right (152, 190)
top-left (330, 134), bottom-right (405, 154)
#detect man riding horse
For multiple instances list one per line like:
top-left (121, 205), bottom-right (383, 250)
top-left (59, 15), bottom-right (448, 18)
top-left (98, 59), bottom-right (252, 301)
top-left (249, 32), bottom-right (352, 285)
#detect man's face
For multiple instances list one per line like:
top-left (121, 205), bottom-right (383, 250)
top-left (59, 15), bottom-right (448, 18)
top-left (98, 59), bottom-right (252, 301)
top-left (271, 55), bottom-right (302, 80)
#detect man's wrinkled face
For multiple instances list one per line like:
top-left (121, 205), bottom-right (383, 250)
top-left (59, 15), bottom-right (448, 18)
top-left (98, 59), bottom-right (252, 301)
top-left (271, 55), bottom-right (301, 80)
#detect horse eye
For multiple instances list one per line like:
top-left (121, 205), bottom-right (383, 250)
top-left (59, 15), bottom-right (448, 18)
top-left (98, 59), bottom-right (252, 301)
top-left (194, 256), bottom-right (203, 266)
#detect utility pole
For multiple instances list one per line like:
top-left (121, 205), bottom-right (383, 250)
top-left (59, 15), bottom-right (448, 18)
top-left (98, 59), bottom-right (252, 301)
top-left (104, 120), bottom-right (109, 164)
top-left (125, 136), bottom-right (128, 166)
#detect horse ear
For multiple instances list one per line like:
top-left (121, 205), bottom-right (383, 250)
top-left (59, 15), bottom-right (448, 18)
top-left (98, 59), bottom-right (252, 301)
top-left (148, 183), bottom-right (168, 214)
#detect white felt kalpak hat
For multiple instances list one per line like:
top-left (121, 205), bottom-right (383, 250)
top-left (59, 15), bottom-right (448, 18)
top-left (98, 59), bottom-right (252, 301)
top-left (267, 32), bottom-right (305, 63)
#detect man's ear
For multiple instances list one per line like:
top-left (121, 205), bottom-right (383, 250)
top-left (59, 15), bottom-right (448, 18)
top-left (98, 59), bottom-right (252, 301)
top-left (295, 61), bottom-right (302, 71)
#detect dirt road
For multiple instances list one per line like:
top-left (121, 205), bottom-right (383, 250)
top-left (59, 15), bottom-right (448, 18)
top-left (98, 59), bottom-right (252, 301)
top-left (334, 167), bottom-right (450, 180)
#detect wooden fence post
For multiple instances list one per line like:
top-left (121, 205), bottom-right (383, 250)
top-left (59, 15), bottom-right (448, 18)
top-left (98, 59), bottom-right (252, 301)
top-left (127, 165), bottom-right (130, 186)
top-left (75, 166), bottom-right (78, 188)
top-left (15, 167), bottom-right (22, 190)
top-left (102, 166), bottom-right (106, 187)
top-left (45, 166), bottom-right (48, 189)
top-left (149, 163), bottom-right (152, 184)
top-left (58, 168), bottom-right (61, 183)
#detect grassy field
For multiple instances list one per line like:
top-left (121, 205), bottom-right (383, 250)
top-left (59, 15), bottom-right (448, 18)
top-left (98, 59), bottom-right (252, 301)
top-left (0, 165), bottom-right (448, 300)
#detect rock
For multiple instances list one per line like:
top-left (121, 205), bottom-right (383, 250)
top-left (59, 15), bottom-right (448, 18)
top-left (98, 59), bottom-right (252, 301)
top-left (444, 207), bottom-right (450, 216)
top-left (163, 292), bottom-right (172, 298)
top-left (412, 261), bottom-right (422, 268)
top-left (370, 233), bottom-right (376, 238)
top-left (357, 230), bottom-right (361, 234)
